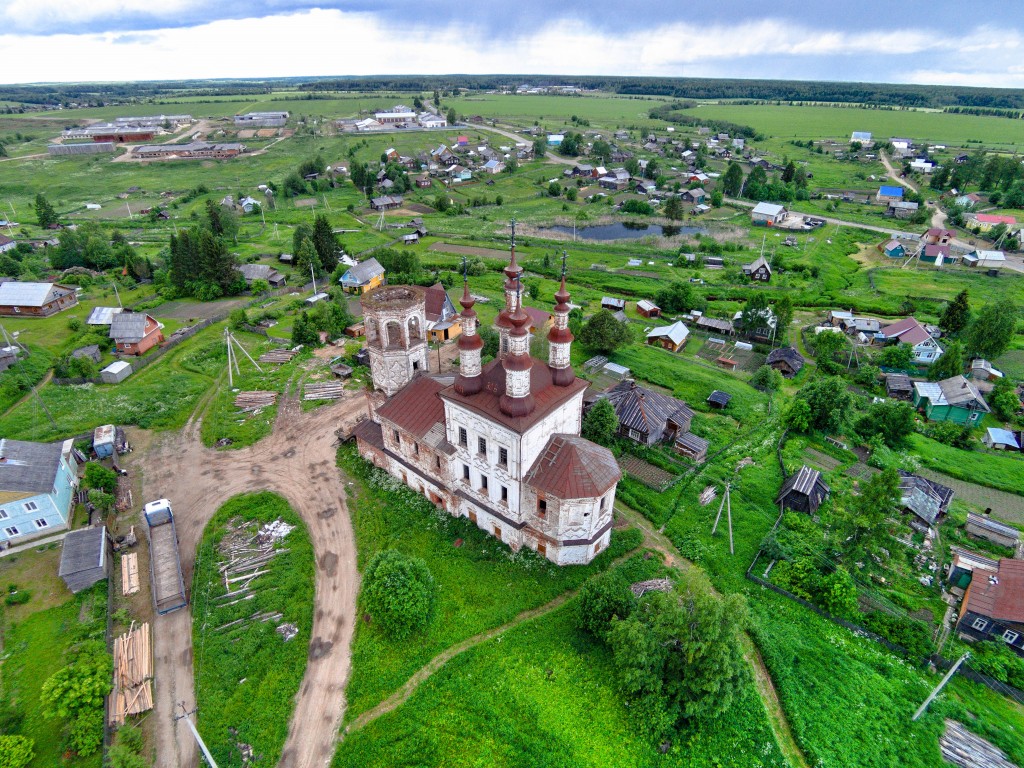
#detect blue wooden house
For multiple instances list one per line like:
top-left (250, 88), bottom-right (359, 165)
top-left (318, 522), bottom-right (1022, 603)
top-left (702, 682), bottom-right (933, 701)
top-left (0, 438), bottom-right (79, 544)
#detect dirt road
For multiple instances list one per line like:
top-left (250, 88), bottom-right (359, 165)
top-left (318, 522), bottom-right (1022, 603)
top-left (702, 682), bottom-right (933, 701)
top-left (135, 392), bottom-right (368, 768)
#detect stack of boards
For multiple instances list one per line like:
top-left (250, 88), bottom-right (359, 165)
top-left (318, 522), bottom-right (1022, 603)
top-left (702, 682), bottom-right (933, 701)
top-left (108, 622), bottom-right (153, 725)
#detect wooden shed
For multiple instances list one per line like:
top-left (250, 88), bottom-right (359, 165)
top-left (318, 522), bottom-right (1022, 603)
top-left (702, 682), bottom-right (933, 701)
top-left (776, 466), bottom-right (830, 515)
top-left (966, 512), bottom-right (1020, 548)
top-left (59, 526), bottom-right (111, 593)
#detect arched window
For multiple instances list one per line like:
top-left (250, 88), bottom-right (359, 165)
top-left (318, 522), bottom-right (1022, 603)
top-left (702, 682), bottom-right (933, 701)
top-left (408, 315), bottom-right (422, 341)
top-left (386, 321), bottom-right (403, 347)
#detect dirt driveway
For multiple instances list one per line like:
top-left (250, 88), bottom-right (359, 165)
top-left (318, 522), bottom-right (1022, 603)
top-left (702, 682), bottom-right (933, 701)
top-left (133, 392), bottom-right (368, 768)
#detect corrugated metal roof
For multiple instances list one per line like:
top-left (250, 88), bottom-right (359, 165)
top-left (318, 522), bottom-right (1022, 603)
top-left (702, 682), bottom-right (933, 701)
top-left (646, 320), bottom-right (689, 346)
top-left (966, 513), bottom-right (1019, 540)
top-left (110, 312), bottom-right (151, 343)
top-left (965, 559), bottom-right (1024, 624)
top-left (776, 466), bottom-right (830, 509)
top-left (376, 376), bottom-right (447, 439)
top-left (0, 281), bottom-right (66, 308)
top-left (675, 432), bottom-right (709, 453)
top-left (87, 306), bottom-right (123, 325)
top-left (524, 434), bottom-right (620, 499)
top-left (342, 257), bottom-right (385, 285)
top-left (898, 471), bottom-right (954, 525)
top-left (707, 390), bottom-right (732, 406)
top-left (600, 380), bottom-right (693, 438)
top-left (986, 428), bottom-right (1019, 448)
top-left (0, 438), bottom-right (64, 494)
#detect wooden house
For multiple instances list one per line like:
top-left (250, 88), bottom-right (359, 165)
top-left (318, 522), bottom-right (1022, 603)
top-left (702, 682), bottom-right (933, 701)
top-left (899, 471), bottom-right (954, 528)
top-left (601, 297), bottom-right (626, 312)
top-left (913, 376), bottom-right (989, 425)
top-left (966, 513), bottom-right (1020, 549)
top-left (885, 373), bottom-right (913, 400)
top-left (109, 313), bottom-right (164, 356)
top-left (957, 559), bottom-right (1024, 655)
top-left (880, 239), bottom-right (907, 258)
top-left (424, 282), bottom-right (462, 342)
top-left (674, 432), bottom-right (709, 463)
top-left (239, 263), bottom-right (286, 288)
top-left (636, 300), bottom-right (661, 319)
top-left (600, 380), bottom-right (693, 446)
top-left (59, 526), bottom-right (111, 593)
top-left (880, 317), bottom-right (943, 364)
top-left (766, 347), bottom-right (804, 378)
top-left (0, 281), bottom-right (78, 317)
top-left (776, 466), bottom-right (830, 514)
top-left (645, 321), bottom-right (689, 353)
top-left (0, 438), bottom-right (79, 544)
top-left (743, 255), bottom-right (772, 282)
top-left (340, 258), bottom-right (386, 294)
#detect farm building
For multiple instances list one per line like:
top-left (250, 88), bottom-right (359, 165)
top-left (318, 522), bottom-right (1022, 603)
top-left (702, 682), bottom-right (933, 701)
top-left (341, 258), bottom-right (386, 294)
top-left (599, 380), bottom-right (693, 447)
top-left (674, 432), bottom-right (709, 463)
top-left (876, 185), bottom-right (904, 203)
top-left (966, 513), bottom-right (1020, 549)
top-left (636, 300), bottom-right (660, 319)
top-left (751, 202), bottom-right (787, 226)
top-left (601, 297), bottom-right (626, 312)
top-left (898, 471), bottom-right (954, 527)
top-left (424, 282), bottom-right (461, 342)
top-left (48, 142), bottom-right (115, 156)
top-left (370, 195), bottom-right (404, 211)
top-left (133, 142), bottom-right (244, 160)
top-left (776, 466), bottom-right (830, 515)
top-left (766, 347), bottom-right (804, 378)
top-left (0, 438), bottom-right (78, 544)
top-left (239, 263), bottom-right (286, 288)
top-left (957, 558), bottom-right (1024, 655)
top-left (743, 255), bottom-right (772, 282)
top-left (707, 390), bottom-right (732, 409)
top-left (984, 428), bottom-right (1020, 451)
top-left (645, 321), bottom-right (689, 353)
top-left (109, 313), bottom-right (164, 356)
top-left (0, 281), bottom-right (78, 317)
top-left (880, 239), bottom-right (907, 258)
top-left (234, 111), bottom-right (288, 128)
top-left (913, 376), bottom-right (989, 425)
top-left (885, 373), bottom-right (914, 400)
top-left (970, 359), bottom-right (1003, 382)
top-left (879, 317), bottom-right (943, 364)
top-left (58, 526), bottom-right (111, 593)
top-left (87, 306), bottom-right (123, 326)
top-left (962, 250), bottom-right (1006, 269)
top-left (100, 361), bottom-right (133, 384)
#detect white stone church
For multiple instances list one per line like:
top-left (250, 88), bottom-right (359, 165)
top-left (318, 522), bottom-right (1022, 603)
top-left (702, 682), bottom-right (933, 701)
top-left (354, 227), bottom-right (621, 565)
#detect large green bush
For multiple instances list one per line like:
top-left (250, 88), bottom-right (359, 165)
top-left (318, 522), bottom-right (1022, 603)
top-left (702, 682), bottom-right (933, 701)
top-left (361, 550), bottom-right (437, 640)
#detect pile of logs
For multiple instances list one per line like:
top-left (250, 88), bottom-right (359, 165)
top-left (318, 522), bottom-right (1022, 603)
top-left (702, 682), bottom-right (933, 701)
top-left (108, 622), bottom-right (153, 726)
top-left (121, 552), bottom-right (140, 595)
top-left (212, 520), bottom-right (289, 614)
top-left (304, 381), bottom-right (347, 401)
top-left (940, 719), bottom-right (1017, 768)
top-left (699, 486), bottom-right (717, 506)
top-left (234, 391), bottom-right (278, 412)
top-left (258, 349), bottom-right (297, 364)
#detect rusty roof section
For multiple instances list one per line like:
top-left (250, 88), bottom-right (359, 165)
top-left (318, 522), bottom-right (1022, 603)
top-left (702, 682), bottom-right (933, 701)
top-left (524, 434), bottom-right (620, 499)
top-left (964, 559), bottom-right (1024, 624)
top-left (441, 357), bottom-right (588, 434)
top-left (375, 376), bottom-right (447, 439)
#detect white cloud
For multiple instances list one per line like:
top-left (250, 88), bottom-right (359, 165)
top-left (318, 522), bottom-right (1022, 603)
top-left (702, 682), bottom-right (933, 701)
top-left (0, 0), bottom-right (206, 29)
top-left (0, 9), bottom-right (1019, 86)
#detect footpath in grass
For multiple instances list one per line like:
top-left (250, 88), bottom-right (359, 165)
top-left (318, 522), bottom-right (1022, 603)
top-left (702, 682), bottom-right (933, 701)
top-left (0, 581), bottom-right (107, 768)
top-left (191, 492), bottom-right (315, 768)
top-left (337, 444), bottom-right (643, 720)
top-left (335, 561), bottom-right (787, 768)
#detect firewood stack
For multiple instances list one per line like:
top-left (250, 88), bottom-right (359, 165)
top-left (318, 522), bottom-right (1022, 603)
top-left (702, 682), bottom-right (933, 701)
top-left (234, 391), bottom-right (278, 412)
top-left (108, 622), bottom-right (154, 725)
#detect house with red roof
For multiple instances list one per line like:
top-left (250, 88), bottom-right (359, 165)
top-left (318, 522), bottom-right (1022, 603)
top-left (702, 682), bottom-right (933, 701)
top-left (879, 317), bottom-right (943, 364)
top-left (972, 213), bottom-right (1017, 234)
top-left (958, 558), bottom-right (1024, 656)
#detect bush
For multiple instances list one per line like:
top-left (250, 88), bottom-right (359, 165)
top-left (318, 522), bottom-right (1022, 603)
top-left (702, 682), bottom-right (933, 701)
top-left (4, 590), bottom-right (29, 606)
top-left (361, 550), bottom-right (436, 640)
top-left (0, 735), bottom-right (34, 768)
top-left (860, 611), bottom-right (934, 659)
top-left (574, 570), bottom-right (636, 640)
top-left (83, 462), bottom-right (118, 493)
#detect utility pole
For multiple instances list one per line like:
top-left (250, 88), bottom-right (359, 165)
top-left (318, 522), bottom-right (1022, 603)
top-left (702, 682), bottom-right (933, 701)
top-left (112, 282), bottom-right (122, 308)
top-left (912, 653), bottom-right (969, 721)
top-left (176, 704), bottom-right (219, 767)
top-left (711, 484), bottom-right (727, 536)
top-left (311, 264), bottom-right (318, 296)
top-left (726, 483), bottom-right (734, 555)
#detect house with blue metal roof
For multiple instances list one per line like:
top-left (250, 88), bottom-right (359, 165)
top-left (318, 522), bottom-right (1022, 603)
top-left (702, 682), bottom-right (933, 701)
top-left (876, 185), bottom-right (905, 204)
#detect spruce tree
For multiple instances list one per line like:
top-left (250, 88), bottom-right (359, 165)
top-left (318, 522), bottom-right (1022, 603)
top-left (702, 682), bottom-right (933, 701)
top-left (34, 193), bottom-right (58, 228)
top-left (939, 289), bottom-right (970, 335)
top-left (311, 214), bottom-right (339, 272)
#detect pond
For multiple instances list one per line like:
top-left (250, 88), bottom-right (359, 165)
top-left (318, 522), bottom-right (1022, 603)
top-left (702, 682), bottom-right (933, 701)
top-left (546, 221), bottom-right (706, 241)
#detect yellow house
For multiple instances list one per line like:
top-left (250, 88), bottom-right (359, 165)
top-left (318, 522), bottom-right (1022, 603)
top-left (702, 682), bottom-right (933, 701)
top-left (340, 258), bottom-right (386, 294)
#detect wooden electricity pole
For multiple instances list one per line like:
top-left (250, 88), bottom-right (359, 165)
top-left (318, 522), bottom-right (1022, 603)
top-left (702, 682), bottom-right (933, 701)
top-left (912, 653), bottom-right (969, 721)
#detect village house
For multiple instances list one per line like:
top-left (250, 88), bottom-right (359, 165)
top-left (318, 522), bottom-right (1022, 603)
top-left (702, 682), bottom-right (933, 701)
top-left (0, 281), bottom-right (78, 317)
top-left (887, 201), bottom-right (919, 219)
top-left (751, 202), bottom-right (787, 227)
top-left (370, 195), bottom-right (403, 211)
top-left (899, 470), bottom-right (954, 528)
top-left (636, 300), bottom-right (661, 319)
top-left (962, 249), bottom-right (1006, 270)
top-left (599, 380), bottom-right (694, 447)
top-left (340, 257), bottom-right (386, 294)
top-left (680, 188), bottom-right (708, 205)
top-left (879, 317), bottom-right (943, 364)
top-left (766, 347), bottom-right (804, 378)
top-left (695, 315), bottom-right (734, 336)
top-left (984, 428), bottom-right (1020, 451)
top-left (913, 376), bottom-right (989, 426)
top-left (876, 185), bottom-right (905, 204)
top-left (0, 234), bottom-right (16, 254)
top-left (743, 255), bottom-right (772, 281)
top-left (239, 263), bottom-right (286, 288)
top-left (922, 228), bottom-right (955, 246)
top-left (880, 239), bottom-right (907, 259)
top-left (0, 438), bottom-right (79, 544)
top-left (955, 193), bottom-right (982, 208)
top-left (354, 238), bottom-right (621, 565)
top-left (776, 466), bottom-right (830, 515)
top-left (645, 320), bottom-right (689, 353)
top-left (957, 558), bottom-right (1024, 656)
top-left (885, 373), bottom-right (914, 400)
top-left (424, 283), bottom-right (461, 343)
top-left (601, 297), bottom-right (626, 312)
top-left (521, 306), bottom-right (554, 336)
top-left (109, 312), bottom-right (164, 356)
top-left (921, 243), bottom-right (955, 266)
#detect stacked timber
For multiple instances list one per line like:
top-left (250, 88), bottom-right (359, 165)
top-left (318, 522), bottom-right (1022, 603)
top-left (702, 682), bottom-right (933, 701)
top-left (940, 720), bottom-right (1019, 768)
top-left (234, 391), bottom-right (278, 411)
top-left (108, 622), bottom-right (154, 725)
top-left (304, 381), bottom-right (347, 401)
top-left (258, 349), bottom-right (297, 364)
top-left (121, 553), bottom-right (140, 595)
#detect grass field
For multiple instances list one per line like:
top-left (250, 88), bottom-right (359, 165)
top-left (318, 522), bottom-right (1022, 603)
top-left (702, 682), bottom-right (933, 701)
top-left (910, 433), bottom-right (1024, 497)
top-left (689, 103), bottom-right (1024, 149)
top-left (337, 444), bottom-right (643, 720)
top-left (192, 492), bottom-right (315, 768)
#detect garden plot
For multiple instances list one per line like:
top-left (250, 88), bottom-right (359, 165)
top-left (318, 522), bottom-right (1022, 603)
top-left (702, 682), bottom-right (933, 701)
top-left (619, 454), bottom-right (678, 491)
top-left (917, 469), bottom-right (1024, 526)
top-left (803, 448), bottom-right (843, 472)
top-left (695, 339), bottom-right (765, 372)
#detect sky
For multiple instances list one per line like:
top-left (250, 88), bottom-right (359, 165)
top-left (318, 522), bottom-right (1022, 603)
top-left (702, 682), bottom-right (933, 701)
top-left (1, 1), bottom-right (1022, 88)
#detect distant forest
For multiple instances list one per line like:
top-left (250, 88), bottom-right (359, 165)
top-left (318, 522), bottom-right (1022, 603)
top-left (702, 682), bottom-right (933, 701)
top-left (3, 74), bottom-right (1024, 111)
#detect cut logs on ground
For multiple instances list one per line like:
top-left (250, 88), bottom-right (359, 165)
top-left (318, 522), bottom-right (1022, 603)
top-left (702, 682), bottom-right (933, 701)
top-left (109, 622), bottom-right (154, 725)
top-left (234, 391), bottom-right (278, 412)
top-left (304, 381), bottom-right (347, 401)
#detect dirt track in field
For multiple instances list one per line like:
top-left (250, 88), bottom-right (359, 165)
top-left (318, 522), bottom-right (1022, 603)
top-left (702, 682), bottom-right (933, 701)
top-left (135, 391), bottom-right (369, 768)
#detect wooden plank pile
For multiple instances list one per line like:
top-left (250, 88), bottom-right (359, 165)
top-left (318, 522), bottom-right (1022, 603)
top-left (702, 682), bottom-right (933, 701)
top-left (121, 552), bottom-right (140, 595)
top-left (212, 519), bottom-right (289, 612)
top-left (258, 348), bottom-right (297, 364)
top-left (304, 381), bottom-right (347, 401)
top-left (108, 622), bottom-right (153, 726)
top-left (699, 485), bottom-right (717, 506)
top-left (234, 390), bottom-right (278, 412)
top-left (940, 719), bottom-right (1018, 768)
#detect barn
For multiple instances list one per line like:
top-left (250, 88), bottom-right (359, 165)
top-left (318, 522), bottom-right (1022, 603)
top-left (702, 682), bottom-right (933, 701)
top-left (59, 526), bottom-right (111, 593)
top-left (776, 466), bottom-right (830, 514)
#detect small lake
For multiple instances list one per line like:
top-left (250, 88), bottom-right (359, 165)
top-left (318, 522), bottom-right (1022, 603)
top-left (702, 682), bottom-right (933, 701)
top-left (546, 221), bottom-right (707, 241)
